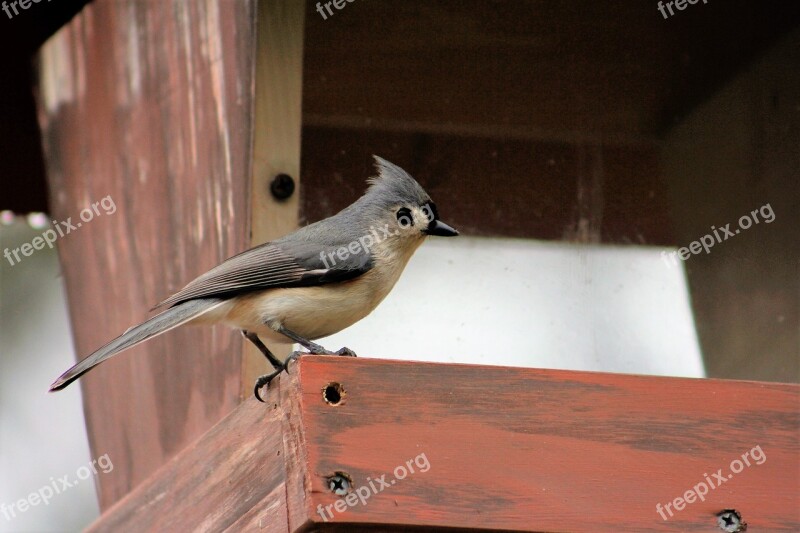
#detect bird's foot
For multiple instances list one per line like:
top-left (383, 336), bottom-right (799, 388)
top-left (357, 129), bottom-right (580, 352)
top-left (335, 347), bottom-right (357, 357)
top-left (304, 340), bottom-right (335, 355)
top-left (298, 341), bottom-right (356, 357)
top-left (283, 349), bottom-right (308, 372)
top-left (283, 346), bottom-right (356, 374)
top-left (254, 350), bottom-right (311, 401)
top-left (254, 347), bottom-right (358, 401)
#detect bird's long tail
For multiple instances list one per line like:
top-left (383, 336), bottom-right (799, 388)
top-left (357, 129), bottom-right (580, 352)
top-left (49, 298), bottom-right (225, 392)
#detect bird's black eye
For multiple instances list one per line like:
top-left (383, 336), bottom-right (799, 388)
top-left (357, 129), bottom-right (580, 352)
top-left (396, 207), bottom-right (413, 228)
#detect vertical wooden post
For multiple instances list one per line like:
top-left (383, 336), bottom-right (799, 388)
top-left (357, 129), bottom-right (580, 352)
top-left (241, 0), bottom-right (306, 397)
top-left (34, 0), bottom-right (304, 509)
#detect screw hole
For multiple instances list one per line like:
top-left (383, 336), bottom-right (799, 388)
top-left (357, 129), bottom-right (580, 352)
top-left (323, 382), bottom-right (345, 405)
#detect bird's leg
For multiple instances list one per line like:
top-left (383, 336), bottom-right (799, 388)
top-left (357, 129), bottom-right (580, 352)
top-left (276, 326), bottom-right (335, 355)
top-left (252, 325), bottom-right (322, 402)
top-left (252, 350), bottom-right (306, 402)
top-left (241, 330), bottom-right (283, 369)
top-left (252, 326), bottom-right (360, 401)
top-left (277, 326), bottom-right (359, 358)
top-left (244, 329), bottom-right (288, 402)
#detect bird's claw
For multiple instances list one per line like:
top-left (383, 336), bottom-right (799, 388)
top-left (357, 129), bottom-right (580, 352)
top-left (253, 347), bottom-right (357, 402)
top-left (305, 341), bottom-right (334, 355)
top-left (335, 347), bottom-right (357, 357)
top-left (253, 350), bottom-right (310, 401)
top-left (283, 350), bottom-right (308, 373)
top-left (253, 367), bottom-right (283, 402)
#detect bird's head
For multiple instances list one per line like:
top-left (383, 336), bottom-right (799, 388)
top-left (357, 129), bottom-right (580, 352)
top-left (356, 156), bottom-right (459, 251)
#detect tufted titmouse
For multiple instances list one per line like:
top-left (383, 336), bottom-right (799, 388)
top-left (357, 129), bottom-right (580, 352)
top-left (49, 156), bottom-right (458, 401)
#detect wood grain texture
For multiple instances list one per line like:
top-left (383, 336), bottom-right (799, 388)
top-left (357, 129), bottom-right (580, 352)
top-left (36, 0), bottom-right (257, 509)
top-left (302, 1), bottom-right (800, 141)
top-left (300, 127), bottom-right (671, 245)
top-left (87, 356), bottom-right (800, 532)
top-left (242, 0), bottom-right (305, 397)
top-left (294, 357), bottom-right (799, 531)
top-left (86, 398), bottom-right (289, 533)
top-left (299, 1), bottom-right (800, 247)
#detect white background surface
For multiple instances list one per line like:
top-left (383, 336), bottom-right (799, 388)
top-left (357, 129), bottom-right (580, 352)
top-left (322, 236), bottom-right (706, 378)
top-left (1, 221), bottom-right (100, 533)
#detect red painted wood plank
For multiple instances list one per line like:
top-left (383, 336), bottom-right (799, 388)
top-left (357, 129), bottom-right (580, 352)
top-left (88, 356), bottom-right (798, 532)
top-left (86, 399), bottom-right (288, 533)
top-left (291, 357), bottom-right (798, 531)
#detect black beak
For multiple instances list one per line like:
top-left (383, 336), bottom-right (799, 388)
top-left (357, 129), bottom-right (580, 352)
top-left (425, 219), bottom-right (459, 237)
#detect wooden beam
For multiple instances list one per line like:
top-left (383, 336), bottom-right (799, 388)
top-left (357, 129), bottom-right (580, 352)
top-left (87, 356), bottom-right (800, 532)
top-left (242, 0), bottom-right (305, 398)
top-left (86, 397), bottom-right (288, 533)
top-left (300, 127), bottom-right (673, 245)
top-left (302, 1), bottom-right (800, 141)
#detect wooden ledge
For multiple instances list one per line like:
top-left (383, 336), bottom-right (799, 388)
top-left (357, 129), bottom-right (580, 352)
top-left (87, 356), bottom-right (799, 532)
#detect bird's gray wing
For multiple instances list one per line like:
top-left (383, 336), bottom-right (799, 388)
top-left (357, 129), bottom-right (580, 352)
top-left (152, 240), bottom-right (373, 309)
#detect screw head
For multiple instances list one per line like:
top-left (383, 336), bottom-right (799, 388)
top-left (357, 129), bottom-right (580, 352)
top-left (717, 509), bottom-right (746, 532)
top-left (270, 173), bottom-right (295, 201)
top-left (327, 473), bottom-right (351, 496)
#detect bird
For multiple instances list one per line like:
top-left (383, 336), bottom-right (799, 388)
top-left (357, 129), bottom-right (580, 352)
top-left (49, 156), bottom-right (458, 401)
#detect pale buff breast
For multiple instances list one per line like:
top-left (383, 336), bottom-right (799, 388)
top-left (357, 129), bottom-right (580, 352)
top-left (196, 236), bottom-right (425, 342)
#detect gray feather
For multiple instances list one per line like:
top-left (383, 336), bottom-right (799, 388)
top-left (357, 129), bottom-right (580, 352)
top-left (49, 298), bottom-right (224, 391)
top-left (152, 156), bottom-right (424, 310)
top-left (152, 241), bottom-right (372, 309)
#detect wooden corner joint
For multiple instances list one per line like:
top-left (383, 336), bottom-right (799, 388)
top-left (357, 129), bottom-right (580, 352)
top-left (89, 356), bottom-right (800, 532)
